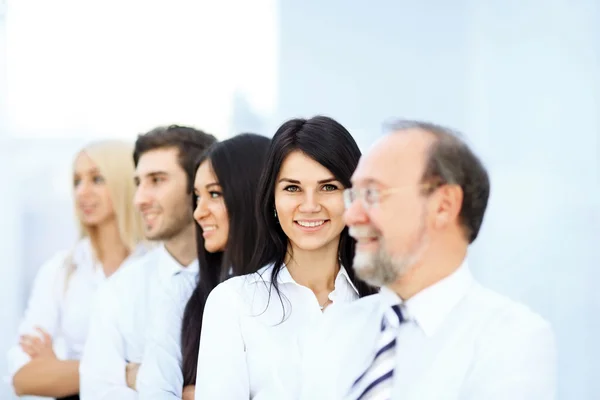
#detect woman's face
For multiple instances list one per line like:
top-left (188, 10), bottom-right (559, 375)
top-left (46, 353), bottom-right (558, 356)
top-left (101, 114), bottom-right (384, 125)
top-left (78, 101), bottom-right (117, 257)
top-left (73, 152), bottom-right (115, 227)
top-left (274, 151), bottom-right (346, 254)
top-left (193, 161), bottom-right (229, 253)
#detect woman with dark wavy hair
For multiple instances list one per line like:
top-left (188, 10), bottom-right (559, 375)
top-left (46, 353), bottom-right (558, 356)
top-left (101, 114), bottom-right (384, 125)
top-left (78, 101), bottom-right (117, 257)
top-left (195, 116), bottom-right (377, 399)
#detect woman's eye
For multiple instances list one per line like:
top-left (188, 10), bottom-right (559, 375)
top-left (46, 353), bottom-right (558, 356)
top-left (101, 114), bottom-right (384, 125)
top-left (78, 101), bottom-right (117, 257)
top-left (284, 185), bottom-right (300, 193)
top-left (322, 184), bottom-right (339, 191)
top-left (209, 191), bottom-right (222, 199)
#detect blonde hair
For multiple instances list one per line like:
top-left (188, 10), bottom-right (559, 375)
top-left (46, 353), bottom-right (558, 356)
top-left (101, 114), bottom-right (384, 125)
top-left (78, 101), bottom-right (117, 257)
top-left (75, 139), bottom-right (144, 251)
top-left (64, 140), bottom-right (145, 287)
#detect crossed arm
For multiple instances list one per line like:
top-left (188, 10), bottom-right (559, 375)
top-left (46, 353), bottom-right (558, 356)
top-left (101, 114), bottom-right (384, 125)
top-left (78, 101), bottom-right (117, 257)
top-left (12, 327), bottom-right (79, 397)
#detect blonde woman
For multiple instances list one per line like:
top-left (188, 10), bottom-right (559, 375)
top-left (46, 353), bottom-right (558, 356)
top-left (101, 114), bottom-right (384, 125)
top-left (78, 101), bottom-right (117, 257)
top-left (6, 140), bottom-right (148, 400)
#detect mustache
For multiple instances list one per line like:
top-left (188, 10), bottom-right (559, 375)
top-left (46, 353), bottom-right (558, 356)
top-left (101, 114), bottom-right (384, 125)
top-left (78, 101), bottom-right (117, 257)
top-left (348, 225), bottom-right (381, 239)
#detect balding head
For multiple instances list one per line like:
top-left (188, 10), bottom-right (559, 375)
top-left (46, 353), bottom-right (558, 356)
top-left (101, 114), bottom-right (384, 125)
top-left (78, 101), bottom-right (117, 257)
top-left (359, 127), bottom-right (436, 191)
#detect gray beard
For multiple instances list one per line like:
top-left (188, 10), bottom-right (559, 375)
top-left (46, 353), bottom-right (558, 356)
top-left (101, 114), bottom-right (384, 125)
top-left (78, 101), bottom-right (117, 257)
top-left (353, 241), bottom-right (399, 287)
top-left (353, 217), bottom-right (429, 288)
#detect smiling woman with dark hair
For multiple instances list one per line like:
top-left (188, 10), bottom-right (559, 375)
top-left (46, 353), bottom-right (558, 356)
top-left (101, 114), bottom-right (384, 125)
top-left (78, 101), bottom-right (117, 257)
top-left (195, 116), bottom-right (377, 399)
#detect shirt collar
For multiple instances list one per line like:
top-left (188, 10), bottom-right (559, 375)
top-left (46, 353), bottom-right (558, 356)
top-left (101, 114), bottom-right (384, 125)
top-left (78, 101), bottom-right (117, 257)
top-left (336, 265), bottom-right (359, 296)
top-left (157, 243), bottom-right (199, 282)
top-left (246, 263), bottom-right (277, 284)
top-left (247, 264), bottom-right (359, 296)
top-left (380, 260), bottom-right (474, 337)
top-left (246, 263), bottom-right (299, 284)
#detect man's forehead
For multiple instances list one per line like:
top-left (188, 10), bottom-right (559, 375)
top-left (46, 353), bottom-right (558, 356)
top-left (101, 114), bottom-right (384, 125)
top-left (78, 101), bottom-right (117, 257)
top-left (135, 148), bottom-right (180, 175)
top-left (352, 131), bottom-right (432, 185)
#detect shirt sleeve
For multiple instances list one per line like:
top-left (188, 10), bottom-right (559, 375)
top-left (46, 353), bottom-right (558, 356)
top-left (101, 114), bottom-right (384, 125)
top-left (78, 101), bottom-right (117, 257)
top-left (463, 311), bottom-right (557, 400)
top-left (194, 281), bottom-right (249, 400)
top-left (137, 273), bottom-right (196, 399)
top-left (79, 280), bottom-right (138, 400)
top-left (6, 251), bottom-right (66, 386)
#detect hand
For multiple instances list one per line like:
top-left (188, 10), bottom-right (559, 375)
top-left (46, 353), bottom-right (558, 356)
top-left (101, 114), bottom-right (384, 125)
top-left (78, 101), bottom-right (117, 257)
top-left (19, 327), bottom-right (56, 359)
top-left (182, 385), bottom-right (195, 400)
top-left (125, 362), bottom-right (141, 391)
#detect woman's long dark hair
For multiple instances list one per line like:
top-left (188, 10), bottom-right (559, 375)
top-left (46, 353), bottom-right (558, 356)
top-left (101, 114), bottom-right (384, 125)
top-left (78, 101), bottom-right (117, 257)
top-left (247, 116), bottom-right (377, 310)
top-left (180, 133), bottom-right (271, 385)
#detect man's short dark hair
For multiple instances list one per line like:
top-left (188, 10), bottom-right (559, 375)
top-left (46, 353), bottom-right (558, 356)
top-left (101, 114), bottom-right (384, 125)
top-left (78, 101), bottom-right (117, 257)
top-left (133, 125), bottom-right (217, 192)
top-left (385, 119), bottom-right (490, 243)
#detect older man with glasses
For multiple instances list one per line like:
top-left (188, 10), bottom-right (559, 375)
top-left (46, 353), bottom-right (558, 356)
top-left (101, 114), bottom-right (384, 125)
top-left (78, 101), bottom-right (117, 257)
top-left (299, 120), bottom-right (556, 400)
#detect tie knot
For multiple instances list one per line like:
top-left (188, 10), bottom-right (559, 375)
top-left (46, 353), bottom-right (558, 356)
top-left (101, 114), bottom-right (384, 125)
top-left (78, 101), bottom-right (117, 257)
top-left (381, 304), bottom-right (405, 331)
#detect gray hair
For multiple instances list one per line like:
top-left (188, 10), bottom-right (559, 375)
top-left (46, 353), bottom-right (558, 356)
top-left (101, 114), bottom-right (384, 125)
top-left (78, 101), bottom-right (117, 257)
top-left (383, 119), bottom-right (490, 243)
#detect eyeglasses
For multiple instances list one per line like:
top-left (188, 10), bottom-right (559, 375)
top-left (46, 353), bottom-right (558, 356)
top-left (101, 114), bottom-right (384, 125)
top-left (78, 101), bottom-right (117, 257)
top-left (343, 183), bottom-right (439, 210)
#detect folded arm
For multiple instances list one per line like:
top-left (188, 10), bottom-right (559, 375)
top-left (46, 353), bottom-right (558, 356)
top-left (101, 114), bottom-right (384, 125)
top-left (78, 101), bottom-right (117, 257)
top-left (79, 284), bottom-right (138, 400)
top-left (8, 252), bottom-right (69, 397)
top-left (13, 358), bottom-right (79, 397)
top-left (138, 277), bottom-right (196, 399)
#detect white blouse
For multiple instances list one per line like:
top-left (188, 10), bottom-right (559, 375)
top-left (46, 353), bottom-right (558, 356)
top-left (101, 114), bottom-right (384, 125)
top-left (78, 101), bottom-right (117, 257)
top-left (5, 237), bottom-right (147, 388)
top-left (195, 264), bottom-right (359, 400)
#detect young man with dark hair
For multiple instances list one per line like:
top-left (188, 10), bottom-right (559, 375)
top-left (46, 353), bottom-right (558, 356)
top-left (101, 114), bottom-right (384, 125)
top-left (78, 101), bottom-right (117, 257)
top-left (80, 125), bottom-right (217, 399)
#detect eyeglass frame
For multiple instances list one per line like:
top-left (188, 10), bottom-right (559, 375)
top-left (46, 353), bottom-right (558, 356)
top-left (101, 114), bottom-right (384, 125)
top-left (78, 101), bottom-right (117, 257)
top-left (343, 181), bottom-right (442, 210)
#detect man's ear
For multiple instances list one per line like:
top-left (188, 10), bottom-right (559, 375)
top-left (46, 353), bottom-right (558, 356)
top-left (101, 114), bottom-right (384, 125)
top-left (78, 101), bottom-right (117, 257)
top-left (431, 184), bottom-right (463, 230)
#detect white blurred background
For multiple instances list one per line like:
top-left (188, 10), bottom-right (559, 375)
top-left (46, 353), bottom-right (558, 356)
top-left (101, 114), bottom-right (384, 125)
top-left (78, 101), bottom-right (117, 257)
top-left (1, 0), bottom-right (598, 399)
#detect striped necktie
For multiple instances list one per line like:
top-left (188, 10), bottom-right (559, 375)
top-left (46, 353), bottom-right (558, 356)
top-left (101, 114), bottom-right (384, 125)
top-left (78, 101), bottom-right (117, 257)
top-left (346, 304), bottom-right (405, 400)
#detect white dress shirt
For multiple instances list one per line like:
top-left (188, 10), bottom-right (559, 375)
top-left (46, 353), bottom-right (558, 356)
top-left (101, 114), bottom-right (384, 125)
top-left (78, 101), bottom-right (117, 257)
top-left (136, 263), bottom-right (198, 399)
top-left (195, 264), bottom-right (359, 400)
top-left (5, 237), bottom-right (147, 392)
top-left (79, 244), bottom-right (198, 400)
top-left (299, 261), bottom-right (557, 400)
